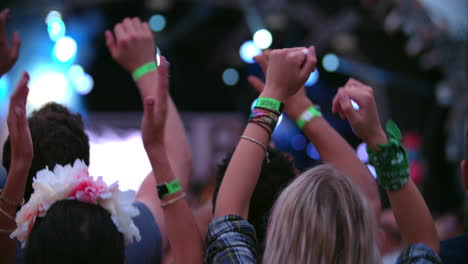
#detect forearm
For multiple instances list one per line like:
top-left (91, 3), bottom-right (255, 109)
top-left (387, 180), bottom-right (439, 253)
top-left (367, 129), bottom-right (439, 253)
top-left (2, 163), bottom-right (30, 206)
top-left (214, 123), bottom-right (269, 219)
top-left (147, 148), bottom-right (204, 264)
top-left (164, 98), bottom-right (192, 190)
top-left (0, 163), bottom-right (29, 264)
top-left (292, 109), bottom-right (381, 219)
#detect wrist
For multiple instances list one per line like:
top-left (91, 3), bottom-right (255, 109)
top-left (365, 129), bottom-right (388, 152)
top-left (260, 88), bottom-right (286, 103)
top-left (285, 99), bottom-right (312, 120)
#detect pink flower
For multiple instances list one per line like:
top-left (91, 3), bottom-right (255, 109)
top-left (69, 177), bottom-right (110, 204)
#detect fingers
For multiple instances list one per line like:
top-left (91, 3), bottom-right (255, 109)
top-left (11, 71), bottom-right (29, 105)
top-left (300, 46), bottom-right (317, 78)
top-left (342, 81), bottom-right (374, 106)
top-left (122, 18), bottom-right (137, 33)
top-left (0, 9), bottom-right (10, 38)
top-left (338, 92), bottom-right (359, 121)
top-left (114, 23), bottom-right (126, 42)
top-left (253, 49), bottom-right (270, 74)
top-left (9, 31), bottom-right (20, 61)
top-left (105, 30), bottom-right (117, 55)
top-left (247, 75), bottom-right (265, 93)
top-left (287, 48), bottom-right (308, 68)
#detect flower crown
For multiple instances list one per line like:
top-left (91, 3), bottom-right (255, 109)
top-left (10, 159), bottom-right (141, 246)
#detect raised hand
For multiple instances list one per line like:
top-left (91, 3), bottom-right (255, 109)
top-left (0, 9), bottom-right (21, 77)
top-left (262, 46), bottom-right (316, 102)
top-left (105, 17), bottom-right (156, 73)
top-left (141, 56), bottom-right (169, 151)
top-left (7, 71), bottom-right (32, 167)
top-left (248, 49), bottom-right (314, 118)
top-left (332, 78), bottom-right (386, 149)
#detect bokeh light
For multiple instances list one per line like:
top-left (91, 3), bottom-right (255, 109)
top-left (149, 14), bottom-right (167, 32)
top-left (53, 36), bottom-right (78, 63)
top-left (253, 29), bottom-right (273, 49)
top-left (322, 53), bottom-right (340, 72)
top-left (222, 68), bottom-right (240, 86)
top-left (240, 40), bottom-right (261, 64)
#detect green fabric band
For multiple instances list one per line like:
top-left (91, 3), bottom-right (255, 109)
top-left (296, 105), bottom-right (322, 130)
top-left (367, 120), bottom-right (410, 191)
top-left (132, 62), bottom-right (158, 80)
top-left (255, 97), bottom-right (284, 113)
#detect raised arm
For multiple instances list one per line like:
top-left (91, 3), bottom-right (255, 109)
top-left (105, 17), bottom-right (193, 251)
top-left (332, 79), bottom-right (440, 254)
top-left (215, 47), bottom-right (316, 218)
top-left (249, 55), bottom-right (381, 220)
top-left (0, 9), bottom-right (20, 77)
top-left (0, 72), bottom-right (32, 264)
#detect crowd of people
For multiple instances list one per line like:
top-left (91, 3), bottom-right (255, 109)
top-left (0, 8), bottom-right (467, 264)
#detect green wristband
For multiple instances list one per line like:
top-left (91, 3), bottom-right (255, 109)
top-left (296, 105), bottom-right (322, 130)
top-left (156, 178), bottom-right (182, 198)
top-left (132, 62), bottom-right (158, 80)
top-left (367, 120), bottom-right (410, 191)
top-left (255, 97), bottom-right (284, 113)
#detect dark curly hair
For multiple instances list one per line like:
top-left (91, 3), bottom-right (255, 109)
top-left (2, 102), bottom-right (90, 202)
top-left (212, 147), bottom-right (298, 256)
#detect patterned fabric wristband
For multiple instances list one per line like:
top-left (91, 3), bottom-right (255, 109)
top-left (367, 120), bottom-right (410, 191)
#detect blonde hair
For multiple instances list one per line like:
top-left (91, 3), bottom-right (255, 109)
top-left (263, 164), bottom-right (380, 264)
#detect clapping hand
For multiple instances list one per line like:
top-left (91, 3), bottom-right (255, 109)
top-left (105, 17), bottom-right (156, 74)
top-left (7, 72), bottom-right (33, 169)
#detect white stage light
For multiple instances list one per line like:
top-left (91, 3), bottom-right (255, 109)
top-left (28, 71), bottom-right (72, 109)
top-left (253, 29), bottom-right (273, 49)
top-left (53, 37), bottom-right (77, 63)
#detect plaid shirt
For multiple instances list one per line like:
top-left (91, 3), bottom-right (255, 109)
top-left (397, 243), bottom-right (443, 264)
top-left (204, 215), bottom-right (442, 264)
top-left (205, 215), bottom-right (258, 264)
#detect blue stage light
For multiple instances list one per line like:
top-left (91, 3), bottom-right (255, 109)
top-left (222, 68), bottom-right (239, 86)
top-left (322, 53), bottom-right (340, 72)
top-left (47, 17), bottom-right (66, 42)
top-left (240, 40), bottom-right (261, 64)
top-left (304, 68), bottom-right (319, 86)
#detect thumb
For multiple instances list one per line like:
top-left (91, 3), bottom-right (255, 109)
top-left (339, 94), bottom-right (360, 121)
top-left (248, 75), bottom-right (265, 93)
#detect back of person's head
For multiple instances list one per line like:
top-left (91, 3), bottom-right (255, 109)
top-left (263, 164), bottom-right (379, 264)
top-left (25, 199), bottom-right (124, 264)
top-left (213, 147), bottom-right (298, 253)
top-left (2, 102), bottom-right (90, 201)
